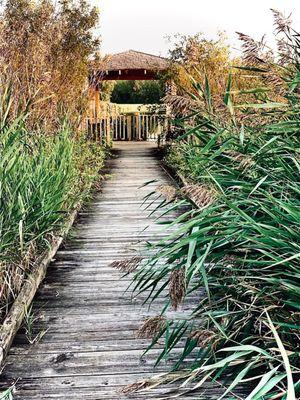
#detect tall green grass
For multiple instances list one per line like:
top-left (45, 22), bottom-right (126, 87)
top-left (0, 86), bottom-right (105, 321)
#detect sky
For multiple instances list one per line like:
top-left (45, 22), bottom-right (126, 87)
top-left (91, 0), bottom-right (300, 57)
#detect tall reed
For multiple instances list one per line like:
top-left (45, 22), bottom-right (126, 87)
top-left (0, 85), bottom-right (105, 322)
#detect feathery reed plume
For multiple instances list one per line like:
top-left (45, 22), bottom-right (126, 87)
top-left (109, 256), bottom-right (143, 273)
top-left (163, 94), bottom-right (196, 116)
top-left (121, 380), bottom-right (150, 394)
top-left (169, 268), bottom-right (186, 310)
top-left (181, 184), bottom-right (216, 208)
top-left (236, 32), bottom-right (266, 65)
top-left (276, 38), bottom-right (293, 66)
top-left (189, 329), bottom-right (216, 348)
top-left (263, 69), bottom-right (285, 93)
top-left (136, 316), bottom-right (167, 339)
top-left (155, 184), bottom-right (177, 202)
top-left (271, 9), bottom-right (292, 35)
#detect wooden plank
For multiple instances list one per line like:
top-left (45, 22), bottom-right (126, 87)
top-left (0, 142), bottom-right (222, 399)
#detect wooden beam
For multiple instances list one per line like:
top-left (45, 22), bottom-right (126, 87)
top-left (93, 69), bottom-right (164, 81)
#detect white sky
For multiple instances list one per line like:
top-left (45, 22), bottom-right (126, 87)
top-left (92, 0), bottom-right (300, 57)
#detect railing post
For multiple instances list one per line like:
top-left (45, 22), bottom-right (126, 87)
top-left (106, 116), bottom-right (111, 144)
top-left (136, 114), bottom-right (140, 140)
top-left (123, 115), bottom-right (126, 140)
top-left (145, 115), bottom-right (149, 141)
top-left (127, 115), bottom-right (132, 141)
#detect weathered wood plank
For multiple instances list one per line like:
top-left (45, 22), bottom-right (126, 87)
top-left (0, 142), bottom-right (218, 399)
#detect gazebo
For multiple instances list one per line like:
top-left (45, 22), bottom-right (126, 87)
top-left (88, 50), bottom-right (170, 112)
top-left (91, 49), bottom-right (169, 82)
top-left (87, 50), bottom-right (171, 142)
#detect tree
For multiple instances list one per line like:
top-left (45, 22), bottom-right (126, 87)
top-left (110, 80), bottom-right (164, 104)
top-left (0, 0), bottom-right (100, 130)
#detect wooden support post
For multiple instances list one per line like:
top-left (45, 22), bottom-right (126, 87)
top-left (117, 117), bottom-right (119, 140)
top-left (151, 115), bottom-right (155, 140)
top-left (141, 115), bottom-right (144, 140)
top-left (88, 86), bottom-right (96, 120)
top-left (95, 86), bottom-right (100, 139)
top-left (127, 115), bottom-right (132, 141)
top-left (95, 86), bottom-right (100, 118)
top-left (139, 116), bottom-right (142, 140)
top-left (106, 117), bottom-right (111, 144)
top-left (88, 84), bottom-right (101, 141)
top-left (135, 114), bottom-right (140, 140)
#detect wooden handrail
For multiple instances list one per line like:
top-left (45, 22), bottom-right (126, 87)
top-left (86, 101), bottom-right (169, 143)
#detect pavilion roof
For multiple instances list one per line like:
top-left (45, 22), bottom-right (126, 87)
top-left (102, 50), bottom-right (169, 71)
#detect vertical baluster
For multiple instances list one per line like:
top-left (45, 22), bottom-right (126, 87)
top-left (135, 114), bottom-right (138, 140)
top-left (151, 115), bottom-right (154, 140)
top-left (156, 115), bottom-right (160, 140)
top-left (138, 115), bottom-right (141, 140)
top-left (127, 115), bottom-right (132, 141)
top-left (123, 115), bottom-right (126, 140)
top-left (142, 115), bottom-right (145, 140)
top-left (120, 115), bottom-right (122, 140)
top-left (139, 115), bottom-right (142, 140)
top-left (145, 115), bottom-right (149, 141)
top-left (116, 117), bottom-right (118, 140)
top-left (120, 116), bottom-right (122, 140)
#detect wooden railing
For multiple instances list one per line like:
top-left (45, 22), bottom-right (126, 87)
top-left (86, 102), bottom-right (169, 143)
top-left (112, 111), bottom-right (167, 141)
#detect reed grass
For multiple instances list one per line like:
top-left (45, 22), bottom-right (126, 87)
top-left (125, 12), bottom-right (300, 399)
top-left (0, 86), bottom-right (105, 322)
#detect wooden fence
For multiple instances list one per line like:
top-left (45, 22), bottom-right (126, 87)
top-left (86, 102), bottom-right (169, 143)
top-left (112, 112), bottom-right (167, 141)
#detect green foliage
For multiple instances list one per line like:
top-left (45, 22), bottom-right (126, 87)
top-left (0, 387), bottom-right (13, 400)
top-left (110, 80), bottom-right (164, 104)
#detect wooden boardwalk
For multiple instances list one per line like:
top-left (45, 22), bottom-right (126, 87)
top-left (0, 142), bottom-right (231, 399)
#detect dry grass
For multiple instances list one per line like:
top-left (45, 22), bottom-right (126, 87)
top-left (121, 380), bottom-right (150, 394)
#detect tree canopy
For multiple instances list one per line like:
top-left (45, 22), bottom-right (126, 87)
top-left (110, 80), bottom-right (164, 104)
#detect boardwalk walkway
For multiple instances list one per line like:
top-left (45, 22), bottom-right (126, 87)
top-left (0, 142), bottom-right (228, 399)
